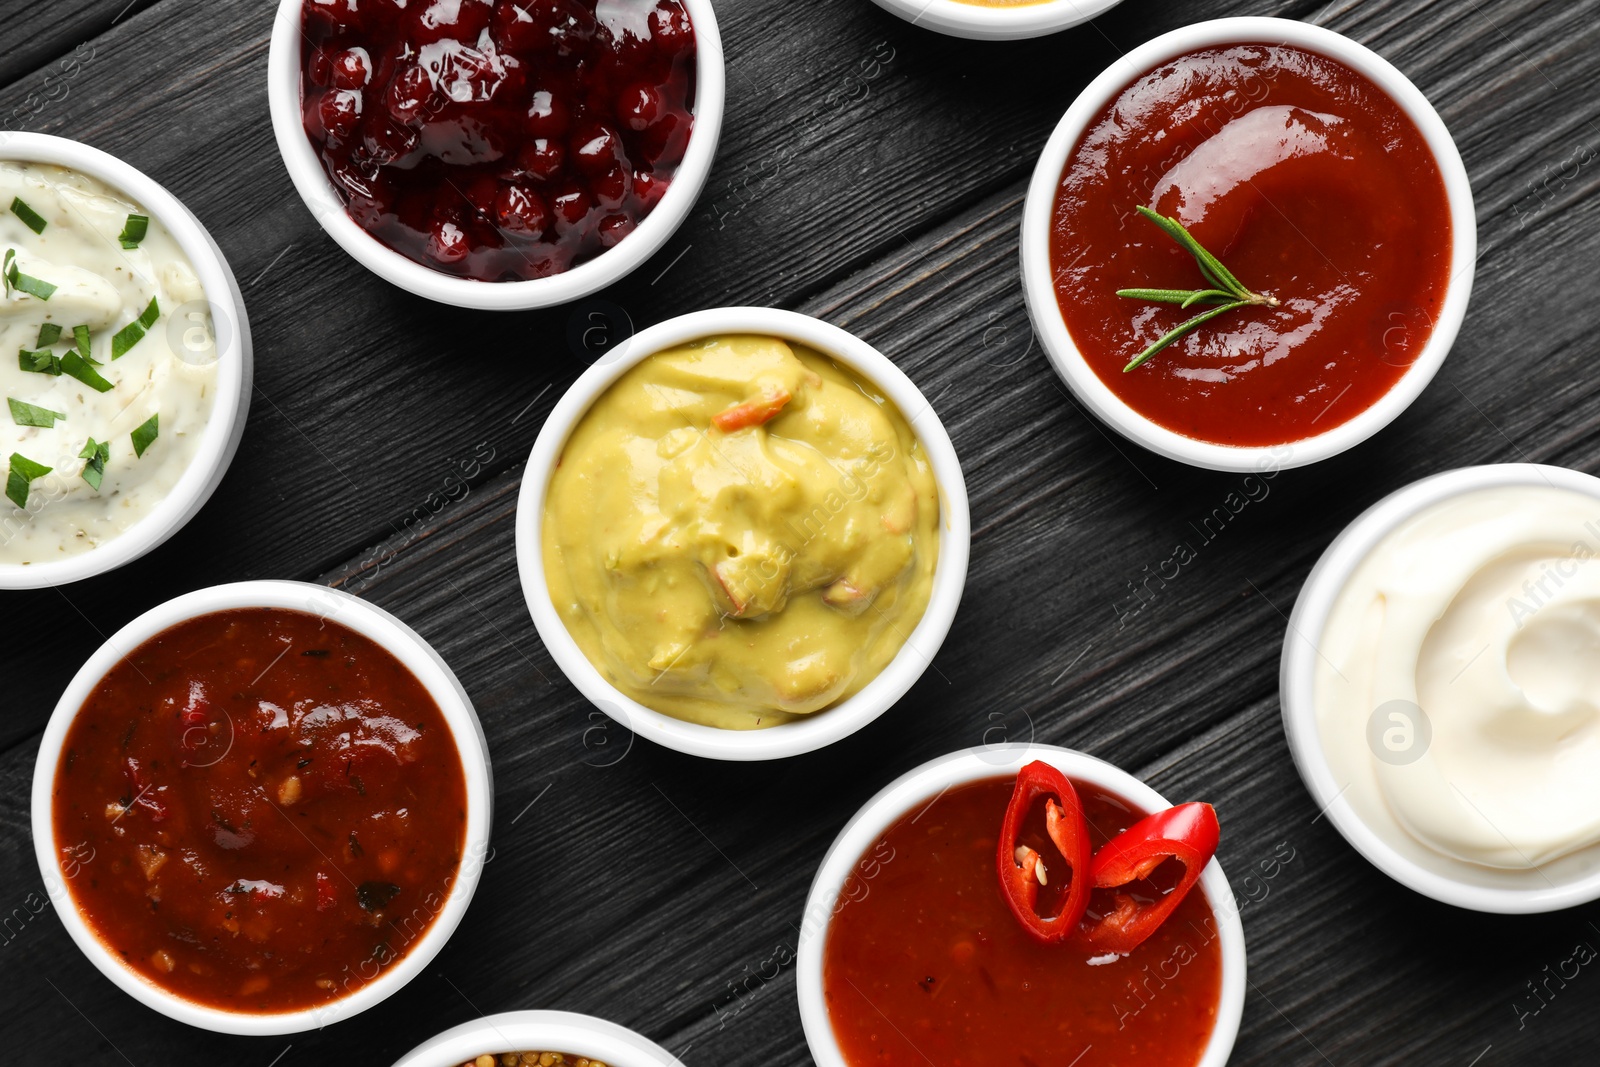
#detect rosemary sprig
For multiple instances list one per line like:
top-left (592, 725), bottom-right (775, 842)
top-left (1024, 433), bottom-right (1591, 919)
top-left (1117, 206), bottom-right (1279, 373)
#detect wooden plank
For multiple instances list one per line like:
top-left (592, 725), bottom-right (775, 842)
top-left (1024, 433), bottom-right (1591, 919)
top-left (2, 0), bottom-right (1600, 1063)
top-left (0, 0), bottom-right (161, 97)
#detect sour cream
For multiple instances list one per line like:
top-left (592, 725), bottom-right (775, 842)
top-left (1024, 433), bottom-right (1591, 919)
top-left (1315, 485), bottom-right (1600, 870)
top-left (0, 161), bottom-right (218, 565)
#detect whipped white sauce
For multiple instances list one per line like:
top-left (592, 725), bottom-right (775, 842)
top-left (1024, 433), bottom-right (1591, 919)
top-left (0, 161), bottom-right (219, 566)
top-left (1315, 485), bottom-right (1600, 870)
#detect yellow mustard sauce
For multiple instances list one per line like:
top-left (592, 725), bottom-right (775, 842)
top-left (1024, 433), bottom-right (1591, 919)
top-left (542, 334), bottom-right (941, 729)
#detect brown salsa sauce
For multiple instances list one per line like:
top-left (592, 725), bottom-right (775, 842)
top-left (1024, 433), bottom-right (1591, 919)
top-left (51, 607), bottom-right (469, 1014)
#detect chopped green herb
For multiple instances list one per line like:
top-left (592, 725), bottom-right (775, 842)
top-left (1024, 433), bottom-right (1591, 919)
top-left (8, 398), bottom-right (65, 428)
top-left (79, 438), bottom-right (109, 491)
top-left (61, 350), bottom-right (112, 392)
top-left (12, 272), bottom-right (56, 300)
top-left (131, 413), bottom-right (158, 457)
top-left (36, 323), bottom-right (61, 347)
top-left (6, 452), bottom-right (51, 509)
top-left (118, 214), bottom-right (148, 249)
top-left (111, 297), bottom-right (160, 359)
top-left (19, 348), bottom-right (61, 375)
top-left (72, 324), bottom-right (92, 360)
top-left (9, 198), bottom-right (46, 235)
top-left (3, 249), bottom-right (55, 301)
top-left (1115, 206), bottom-right (1281, 373)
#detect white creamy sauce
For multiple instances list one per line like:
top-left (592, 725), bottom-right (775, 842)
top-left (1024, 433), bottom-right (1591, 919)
top-left (0, 161), bottom-right (218, 565)
top-left (1315, 485), bottom-right (1600, 870)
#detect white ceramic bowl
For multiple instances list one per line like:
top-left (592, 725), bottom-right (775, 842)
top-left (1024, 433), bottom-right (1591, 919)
top-left (516, 306), bottom-right (970, 761)
top-left (795, 745), bottom-right (1246, 1067)
top-left (0, 132), bottom-right (253, 589)
top-left (1283, 463), bottom-right (1600, 913)
top-left (30, 580), bottom-right (494, 1035)
top-left (390, 1010), bottom-right (686, 1067)
top-left (866, 0), bottom-right (1124, 40)
top-left (267, 0), bottom-right (725, 310)
top-left (1020, 16), bottom-right (1477, 472)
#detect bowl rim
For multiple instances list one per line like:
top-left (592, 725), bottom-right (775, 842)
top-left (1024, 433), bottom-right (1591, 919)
top-left (388, 1009), bottom-right (687, 1067)
top-left (793, 744), bottom-right (1246, 1067)
top-left (1282, 463), bottom-right (1600, 914)
top-left (863, 0), bottom-right (1125, 41)
top-left (1018, 15), bottom-right (1478, 473)
top-left (0, 131), bottom-right (254, 588)
top-left (514, 306), bottom-right (972, 761)
top-left (265, 0), bottom-right (726, 311)
top-left (29, 579), bottom-right (495, 1035)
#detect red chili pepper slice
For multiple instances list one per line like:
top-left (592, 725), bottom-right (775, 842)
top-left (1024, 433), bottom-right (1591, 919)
top-left (1080, 801), bottom-right (1220, 955)
top-left (997, 760), bottom-right (1093, 944)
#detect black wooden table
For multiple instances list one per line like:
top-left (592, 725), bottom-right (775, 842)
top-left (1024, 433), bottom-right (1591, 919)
top-left (3, 0), bottom-right (1598, 1062)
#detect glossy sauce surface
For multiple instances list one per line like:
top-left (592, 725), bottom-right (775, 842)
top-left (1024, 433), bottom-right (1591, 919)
top-left (543, 335), bottom-right (940, 729)
top-left (1050, 44), bottom-right (1452, 446)
top-left (300, 0), bottom-right (697, 281)
top-left (824, 778), bottom-right (1222, 1067)
top-left (51, 608), bottom-right (468, 1013)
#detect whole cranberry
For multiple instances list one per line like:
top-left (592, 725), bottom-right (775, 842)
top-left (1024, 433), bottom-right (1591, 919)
top-left (517, 137), bottom-right (566, 181)
top-left (591, 163), bottom-right (629, 209)
top-left (571, 122), bottom-right (624, 176)
top-left (319, 89), bottom-right (364, 144)
top-left (303, 0), bottom-right (348, 30)
top-left (495, 183), bottom-right (550, 234)
top-left (459, 0), bottom-right (496, 38)
top-left (328, 160), bottom-right (382, 202)
top-left (648, 1), bottom-right (694, 57)
top-left (331, 48), bottom-right (373, 89)
top-left (525, 0), bottom-right (596, 58)
top-left (362, 119), bottom-right (420, 165)
top-left (597, 212), bottom-right (635, 248)
top-left (386, 64), bottom-right (438, 125)
top-left (491, 1), bottom-right (544, 52)
top-left (551, 181), bottom-right (594, 234)
top-left (413, 0), bottom-right (494, 45)
top-left (427, 219), bottom-right (472, 264)
top-left (525, 88), bottom-right (570, 138)
top-left (463, 175), bottom-right (502, 218)
top-left (308, 47), bottom-right (335, 87)
top-left (440, 47), bottom-right (508, 105)
top-left (632, 170), bottom-right (668, 209)
top-left (617, 83), bottom-right (661, 132)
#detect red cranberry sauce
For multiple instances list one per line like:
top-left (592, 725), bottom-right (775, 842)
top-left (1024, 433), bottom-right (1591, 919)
top-left (300, 0), bottom-right (697, 282)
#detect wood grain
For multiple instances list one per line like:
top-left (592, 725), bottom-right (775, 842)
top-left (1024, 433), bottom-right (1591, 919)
top-left (2, 0), bottom-right (1599, 1063)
